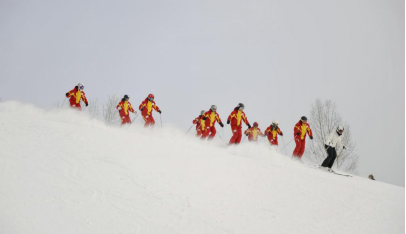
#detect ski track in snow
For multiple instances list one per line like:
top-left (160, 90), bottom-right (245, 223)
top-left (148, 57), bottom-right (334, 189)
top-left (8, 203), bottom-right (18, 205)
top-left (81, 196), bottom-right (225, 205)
top-left (0, 101), bottom-right (404, 234)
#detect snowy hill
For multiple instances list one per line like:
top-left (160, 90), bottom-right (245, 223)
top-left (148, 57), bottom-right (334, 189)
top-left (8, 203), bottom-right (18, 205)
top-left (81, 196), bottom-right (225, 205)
top-left (0, 102), bottom-right (404, 234)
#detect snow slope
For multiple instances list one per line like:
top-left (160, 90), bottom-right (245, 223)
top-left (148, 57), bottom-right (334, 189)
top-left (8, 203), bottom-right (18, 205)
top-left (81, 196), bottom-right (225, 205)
top-left (0, 101), bottom-right (404, 234)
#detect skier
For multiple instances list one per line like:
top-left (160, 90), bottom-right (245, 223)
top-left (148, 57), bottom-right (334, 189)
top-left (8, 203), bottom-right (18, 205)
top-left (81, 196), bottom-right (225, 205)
top-left (193, 110), bottom-right (206, 137)
top-left (139, 94), bottom-right (161, 127)
top-left (292, 116), bottom-right (313, 159)
top-left (116, 95), bottom-right (136, 125)
top-left (201, 105), bottom-right (224, 140)
top-left (264, 120), bottom-right (283, 146)
top-left (227, 103), bottom-right (251, 144)
top-left (65, 83), bottom-right (88, 110)
top-left (320, 125), bottom-right (346, 172)
top-left (244, 122), bottom-right (264, 142)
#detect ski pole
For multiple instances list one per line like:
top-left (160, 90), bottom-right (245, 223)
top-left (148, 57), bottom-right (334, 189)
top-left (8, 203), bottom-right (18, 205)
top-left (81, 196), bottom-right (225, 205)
top-left (281, 136), bottom-right (288, 156)
top-left (242, 134), bottom-right (248, 143)
top-left (217, 132), bottom-right (224, 142)
top-left (61, 98), bottom-right (66, 108)
top-left (160, 113), bottom-right (163, 127)
top-left (128, 112), bottom-right (140, 127)
top-left (279, 138), bottom-right (294, 152)
top-left (185, 125), bottom-right (194, 135)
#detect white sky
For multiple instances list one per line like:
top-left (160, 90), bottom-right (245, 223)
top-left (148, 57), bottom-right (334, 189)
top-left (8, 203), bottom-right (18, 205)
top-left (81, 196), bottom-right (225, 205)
top-left (0, 0), bottom-right (404, 186)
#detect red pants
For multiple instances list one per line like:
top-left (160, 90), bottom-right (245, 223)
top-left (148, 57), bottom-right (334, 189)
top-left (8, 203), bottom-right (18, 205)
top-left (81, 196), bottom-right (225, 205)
top-left (196, 128), bottom-right (203, 137)
top-left (142, 114), bottom-right (155, 127)
top-left (120, 115), bottom-right (131, 125)
top-left (293, 138), bottom-right (306, 157)
top-left (201, 126), bottom-right (216, 139)
top-left (69, 102), bottom-right (82, 110)
top-left (229, 126), bottom-right (242, 144)
top-left (268, 138), bottom-right (279, 146)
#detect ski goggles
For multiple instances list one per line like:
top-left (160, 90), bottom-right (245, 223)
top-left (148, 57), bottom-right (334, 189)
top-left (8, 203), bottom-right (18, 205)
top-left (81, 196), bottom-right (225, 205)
top-left (239, 106), bottom-right (244, 111)
top-left (148, 98), bottom-right (154, 101)
top-left (78, 85), bottom-right (85, 90)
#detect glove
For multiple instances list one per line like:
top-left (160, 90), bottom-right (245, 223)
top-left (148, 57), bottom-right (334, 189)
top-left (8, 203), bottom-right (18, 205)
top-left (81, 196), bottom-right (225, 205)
top-left (280, 133), bottom-right (283, 136)
top-left (296, 133), bottom-right (300, 136)
top-left (203, 117), bottom-right (207, 120)
top-left (65, 92), bottom-right (69, 97)
top-left (158, 110), bottom-right (162, 114)
top-left (118, 107), bottom-right (122, 110)
top-left (343, 146), bottom-right (346, 150)
top-left (219, 122), bottom-right (224, 127)
top-left (246, 134), bottom-right (249, 136)
top-left (309, 136), bottom-right (313, 140)
top-left (227, 120), bottom-right (230, 124)
top-left (247, 124), bottom-right (251, 129)
top-left (86, 103), bottom-right (89, 107)
top-left (140, 107), bottom-right (144, 111)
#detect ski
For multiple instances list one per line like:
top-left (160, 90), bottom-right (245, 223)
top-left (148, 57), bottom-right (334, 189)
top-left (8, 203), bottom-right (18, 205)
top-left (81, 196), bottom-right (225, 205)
top-left (332, 171), bottom-right (352, 177)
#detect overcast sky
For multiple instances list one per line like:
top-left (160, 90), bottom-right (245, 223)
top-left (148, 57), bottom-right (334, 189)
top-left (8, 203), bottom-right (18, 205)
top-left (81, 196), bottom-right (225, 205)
top-left (0, 0), bottom-right (404, 186)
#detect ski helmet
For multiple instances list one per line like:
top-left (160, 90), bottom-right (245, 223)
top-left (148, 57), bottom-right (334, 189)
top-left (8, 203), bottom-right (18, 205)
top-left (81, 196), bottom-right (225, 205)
top-left (253, 122), bottom-right (258, 127)
top-left (238, 103), bottom-right (245, 110)
top-left (211, 105), bottom-right (217, 111)
top-left (124, 95), bottom-right (130, 101)
top-left (337, 125), bottom-right (344, 132)
top-left (301, 116), bottom-right (307, 121)
top-left (148, 94), bottom-right (154, 101)
top-left (272, 120), bottom-right (279, 125)
top-left (78, 83), bottom-right (85, 90)
top-left (200, 110), bottom-right (205, 115)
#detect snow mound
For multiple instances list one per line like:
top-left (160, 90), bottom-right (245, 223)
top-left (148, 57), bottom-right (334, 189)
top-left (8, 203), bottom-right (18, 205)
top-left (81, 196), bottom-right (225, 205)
top-left (0, 101), bottom-right (404, 234)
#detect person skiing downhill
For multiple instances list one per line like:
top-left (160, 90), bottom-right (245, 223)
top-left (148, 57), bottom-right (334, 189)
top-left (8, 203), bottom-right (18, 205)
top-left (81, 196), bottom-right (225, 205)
top-left (244, 122), bottom-right (264, 142)
top-left (65, 83), bottom-right (88, 110)
top-left (201, 105), bottom-right (224, 140)
top-left (139, 94), bottom-right (161, 127)
top-left (292, 116), bottom-right (313, 159)
top-left (116, 95), bottom-right (136, 125)
top-left (193, 110), bottom-right (206, 137)
top-left (320, 125), bottom-right (346, 172)
top-left (227, 103), bottom-right (251, 144)
top-left (264, 120), bottom-right (283, 146)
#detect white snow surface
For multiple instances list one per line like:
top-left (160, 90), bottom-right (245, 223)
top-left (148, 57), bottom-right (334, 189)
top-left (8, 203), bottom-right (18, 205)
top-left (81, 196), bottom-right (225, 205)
top-left (0, 101), bottom-right (404, 234)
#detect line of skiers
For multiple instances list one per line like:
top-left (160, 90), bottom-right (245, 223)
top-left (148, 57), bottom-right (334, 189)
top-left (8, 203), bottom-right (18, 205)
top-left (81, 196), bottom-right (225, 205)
top-left (65, 83), bottom-right (161, 127)
top-left (65, 83), bottom-right (346, 171)
top-left (192, 104), bottom-right (346, 171)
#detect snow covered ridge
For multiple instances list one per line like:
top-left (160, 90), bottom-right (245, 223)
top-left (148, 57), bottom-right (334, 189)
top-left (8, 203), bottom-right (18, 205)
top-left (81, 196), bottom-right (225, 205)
top-left (0, 101), bottom-right (404, 234)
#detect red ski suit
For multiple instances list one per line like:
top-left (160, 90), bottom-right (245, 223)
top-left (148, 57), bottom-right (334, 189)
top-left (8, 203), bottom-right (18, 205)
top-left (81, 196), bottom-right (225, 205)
top-left (139, 98), bottom-right (160, 127)
top-left (193, 115), bottom-right (205, 136)
top-left (264, 126), bottom-right (283, 146)
top-left (201, 110), bottom-right (222, 139)
top-left (66, 86), bottom-right (88, 110)
top-left (227, 108), bottom-right (250, 144)
top-left (244, 127), bottom-right (264, 142)
top-left (292, 121), bottom-right (313, 157)
top-left (116, 100), bottom-right (135, 125)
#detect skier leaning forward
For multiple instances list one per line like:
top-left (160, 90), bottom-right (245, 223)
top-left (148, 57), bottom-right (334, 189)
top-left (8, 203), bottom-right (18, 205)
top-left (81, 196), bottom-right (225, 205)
top-left (264, 120), bottom-right (283, 146)
top-left (244, 122), bottom-right (264, 142)
top-left (201, 105), bottom-right (224, 140)
top-left (320, 126), bottom-right (346, 172)
top-left (116, 95), bottom-right (136, 125)
top-left (193, 110), bottom-right (206, 137)
top-left (65, 83), bottom-right (88, 110)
